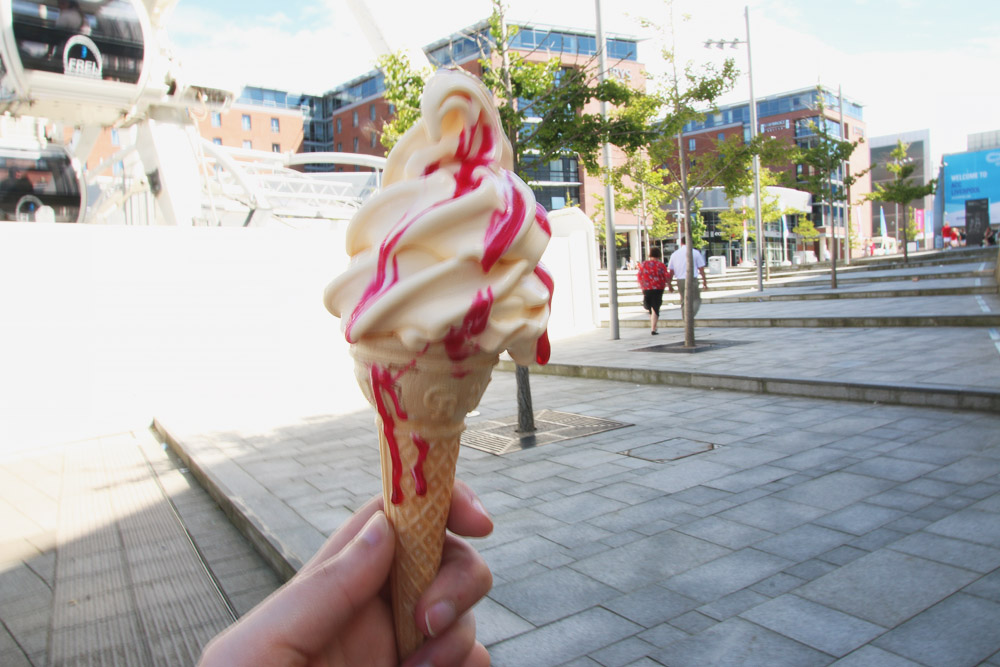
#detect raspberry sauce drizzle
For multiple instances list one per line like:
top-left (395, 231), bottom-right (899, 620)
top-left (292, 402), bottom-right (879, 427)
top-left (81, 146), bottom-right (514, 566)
top-left (371, 363), bottom-right (410, 504)
top-left (412, 434), bottom-right (430, 496)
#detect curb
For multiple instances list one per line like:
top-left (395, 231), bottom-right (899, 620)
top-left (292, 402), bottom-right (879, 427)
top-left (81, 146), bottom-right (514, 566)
top-left (603, 315), bottom-right (1000, 329)
top-left (152, 418), bottom-right (307, 582)
top-left (497, 360), bottom-right (1000, 414)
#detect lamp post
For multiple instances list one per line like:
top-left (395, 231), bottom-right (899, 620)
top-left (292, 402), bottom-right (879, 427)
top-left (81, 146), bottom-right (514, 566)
top-left (705, 6), bottom-right (764, 292)
top-left (595, 0), bottom-right (619, 339)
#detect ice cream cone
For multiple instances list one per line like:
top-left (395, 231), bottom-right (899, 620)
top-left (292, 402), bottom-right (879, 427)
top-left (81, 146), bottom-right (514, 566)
top-left (351, 336), bottom-right (497, 658)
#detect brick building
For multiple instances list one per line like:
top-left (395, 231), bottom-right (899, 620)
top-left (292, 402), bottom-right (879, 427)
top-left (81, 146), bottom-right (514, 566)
top-left (682, 86), bottom-right (873, 261)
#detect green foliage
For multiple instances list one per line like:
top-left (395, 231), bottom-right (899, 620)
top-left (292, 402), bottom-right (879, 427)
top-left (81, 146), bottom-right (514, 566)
top-left (688, 199), bottom-right (707, 249)
top-left (792, 216), bottom-right (820, 242)
top-left (600, 154), bottom-right (677, 243)
top-left (376, 52), bottom-right (430, 154)
top-left (787, 87), bottom-right (870, 208)
top-left (865, 139), bottom-right (937, 209)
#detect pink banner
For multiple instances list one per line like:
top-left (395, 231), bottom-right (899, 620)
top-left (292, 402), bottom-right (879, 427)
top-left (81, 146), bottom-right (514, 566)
top-left (915, 209), bottom-right (925, 232)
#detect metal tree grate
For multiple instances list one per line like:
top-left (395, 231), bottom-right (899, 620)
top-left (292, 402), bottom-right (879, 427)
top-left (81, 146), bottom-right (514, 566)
top-left (621, 438), bottom-right (716, 463)
top-left (462, 410), bottom-right (631, 456)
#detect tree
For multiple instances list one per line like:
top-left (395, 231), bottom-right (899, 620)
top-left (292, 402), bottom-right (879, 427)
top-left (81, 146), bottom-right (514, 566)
top-left (376, 0), bottom-right (654, 431)
top-left (617, 5), bottom-right (786, 347)
top-left (864, 139), bottom-right (936, 264)
top-left (721, 167), bottom-right (808, 266)
top-left (788, 87), bottom-right (870, 287)
top-left (597, 153), bottom-right (677, 259)
top-left (377, 52), bottom-right (429, 153)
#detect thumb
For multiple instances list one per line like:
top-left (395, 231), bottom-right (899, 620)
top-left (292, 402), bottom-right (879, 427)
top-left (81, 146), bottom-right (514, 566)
top-left (204, 511), bottom-right (395, 663)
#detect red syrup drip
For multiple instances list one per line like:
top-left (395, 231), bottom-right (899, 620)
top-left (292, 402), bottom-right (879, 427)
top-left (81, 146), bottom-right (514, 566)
top-left (371, 363), bottom-right (410, 504)
top-left (346, 118), bottom-right (495, 342)
top-left (412, 434), bottom-right (429, 496)
top-left (444, 288), bottom-right (494, 363)
top-left (533, 264), bottom-right (555, 365)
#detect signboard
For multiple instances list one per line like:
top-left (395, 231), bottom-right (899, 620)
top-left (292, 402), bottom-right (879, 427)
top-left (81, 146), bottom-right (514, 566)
top-left (942, 148), bottom-right (1000, 227)
top-left (9, 0), bottom-right (144, 84)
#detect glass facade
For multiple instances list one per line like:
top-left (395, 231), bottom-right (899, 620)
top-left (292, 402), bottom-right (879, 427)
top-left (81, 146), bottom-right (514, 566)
top-left (426, 25), bottom-right (637, 67)
top-left (684, 88), bottom-right (863, 134)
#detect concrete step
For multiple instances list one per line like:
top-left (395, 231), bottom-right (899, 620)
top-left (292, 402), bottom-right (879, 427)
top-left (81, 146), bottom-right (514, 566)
top-left (497, 358), bottom-right (1000, 414)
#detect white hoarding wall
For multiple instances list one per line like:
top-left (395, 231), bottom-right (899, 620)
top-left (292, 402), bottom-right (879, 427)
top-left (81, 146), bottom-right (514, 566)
top-left (0, 217), bottom-right (598, 451)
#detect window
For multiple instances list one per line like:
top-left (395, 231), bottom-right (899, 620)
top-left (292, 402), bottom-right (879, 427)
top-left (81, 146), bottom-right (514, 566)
top-left (211, 112), bottom-right (221, 127)
top-left (241, 114), bottom-right (251, 130)
top-left (352, 111), bottom-right (358, 128)
top-left (272, 143), bottom-right (281, 152)
top-left (370, 104), bottom-right (376, 121)
top-left (717, 132), bottom-right (725, 142)
top-left (111, 129), bottom-right (120, 147)
top-left (270, 117), bottom-right (279, 133)
top-left (242, 140), bottom-right (252, 149)
top-left (688, 138), bottom-right (696, 151)
top-left (212, 137), bottom-right (222, 145)
top-left (337, 142), bottom-right (343, 152)
top-left (336, 118), bottom-right (342, 134)
top-left (353, 137), bottom-right (359, 152)
top-left (370, 131), bottom-right (376, 148)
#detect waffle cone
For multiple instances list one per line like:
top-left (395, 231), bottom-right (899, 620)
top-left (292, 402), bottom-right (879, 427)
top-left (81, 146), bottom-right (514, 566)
top-left (351, 337), bottom-right (497, 658)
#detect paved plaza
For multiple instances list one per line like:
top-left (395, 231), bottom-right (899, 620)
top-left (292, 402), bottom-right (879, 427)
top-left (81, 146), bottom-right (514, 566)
top-left (3, 247), bottom-right (1000, 666)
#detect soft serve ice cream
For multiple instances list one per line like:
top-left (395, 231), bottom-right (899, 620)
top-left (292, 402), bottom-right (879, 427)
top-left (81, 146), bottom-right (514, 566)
top-left (325, 68), bottom-right (553, 366)
top-left (324, 68), bottom-right (553, 658)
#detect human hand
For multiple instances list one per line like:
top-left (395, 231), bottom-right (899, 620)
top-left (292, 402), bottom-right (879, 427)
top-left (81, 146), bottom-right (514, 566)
top-left (199, 480), bottom-right (494, 667)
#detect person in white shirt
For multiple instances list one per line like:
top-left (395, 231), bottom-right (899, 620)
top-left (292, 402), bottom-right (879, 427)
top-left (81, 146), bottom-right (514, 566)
top-left (667, 237), bottom-right (708, 318)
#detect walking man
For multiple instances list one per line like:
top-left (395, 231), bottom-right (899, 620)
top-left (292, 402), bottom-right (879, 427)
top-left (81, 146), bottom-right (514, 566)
top-left (668, 237), bottom-right (708, 319)
top-left (637, 247), bottom-right (670, 335)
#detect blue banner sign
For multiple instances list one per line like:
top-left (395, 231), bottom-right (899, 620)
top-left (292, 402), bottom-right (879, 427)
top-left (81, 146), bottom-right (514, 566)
top-left (942, 148), bottom-right (1000, 227)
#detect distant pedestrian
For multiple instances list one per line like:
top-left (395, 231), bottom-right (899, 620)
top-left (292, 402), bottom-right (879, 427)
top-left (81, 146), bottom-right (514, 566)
top-left (983, 227), bottom-right (996, 247)
top-left (668, 237), bottom-right (708, 319)
top-left (637, 247), bottom-right (669, 335)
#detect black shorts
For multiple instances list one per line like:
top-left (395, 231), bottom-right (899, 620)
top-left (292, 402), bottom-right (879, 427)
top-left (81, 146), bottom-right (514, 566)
top-left (642, 289), bottom-right (664, 315)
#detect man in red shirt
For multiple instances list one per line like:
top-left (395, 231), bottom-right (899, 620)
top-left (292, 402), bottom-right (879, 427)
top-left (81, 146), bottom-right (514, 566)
top-left (637, 247), bottom-right (671, 335)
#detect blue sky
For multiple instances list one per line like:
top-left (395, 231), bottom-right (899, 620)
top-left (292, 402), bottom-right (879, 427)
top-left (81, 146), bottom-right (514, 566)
top-left (165, 0), bottom-right (1000, 165)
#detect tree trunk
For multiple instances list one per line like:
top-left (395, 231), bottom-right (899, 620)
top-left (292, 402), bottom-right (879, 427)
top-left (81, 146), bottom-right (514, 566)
top-left (901, 206), bottom-right (910, 264)
top-left (515, 364), bottom-right (534, 433)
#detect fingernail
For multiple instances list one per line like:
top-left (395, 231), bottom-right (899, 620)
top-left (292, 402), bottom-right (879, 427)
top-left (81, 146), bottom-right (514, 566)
top-left (357, 511), bottom-right (388, 550)
top-left (424, 600), bottom-right (456, 638)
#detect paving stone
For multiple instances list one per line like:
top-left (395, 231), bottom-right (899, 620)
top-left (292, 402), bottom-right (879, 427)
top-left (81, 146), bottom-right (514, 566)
top-left (964, 569), bottom-right (1000, 603)
top-left (750, 572), bottom-right (806, 598)
top-left (664, 548), bottom-right (793, 603)
top-left (820, 545), bottom-right (870, 566)
top-left (847, 528), bottom-right (905, 552)
top-left (796, 550), bottom-right (980, 627)
top-left (637, 622), bottom-right (688, 649)
top-left (873, 593), bottom-right (1000, 667)
top-left (830, 645), bottom-right (923, 666)
top-left (570, 532), bottom-right (729, 593)
top-left (925, 508), bottom-right (1000, 547)
top-left (674, 516), bottom-right (775, 550)
top-left (668, 610), bottom-right (716, 635)
top-left (474, 597), bottom-right (534, 647)
top-left (866, 488), bottom-right (936, 512)
top-left (741, 594), bottom-right (886, 657)
top-left (589, 636), bottom-right (658, 667)
top-left (890, 532), bottom-right (1000, 573)
top-left (755, 523), bottom-right (852, 561)
top-left (844, 457), bottom-right (939, 482)
top-left (490, 568), bottom-right (620, 626)
top-left (697, 588), bottom-right (770, 621)
top-left (602, 585), bottom-right (700, 628)
top-left (813, 503), bottom-right (906, 536)
top-left (718, 496), bottom-right (828, 533)
top-left (634, 460), bottom-right (737, 494)
top-left (704, 466), bottom-right (793, 494)
top-left (653, 617), bottom-right (831, 667)
top-left (535, 493), bottom-right (627, 523)
top-left (488, 607), bottom-right (642, 667)
top-left (775, 472), bottom-right (894, 511)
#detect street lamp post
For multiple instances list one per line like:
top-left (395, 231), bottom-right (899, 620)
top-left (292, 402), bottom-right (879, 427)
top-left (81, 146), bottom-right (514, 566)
top-left (706, 5), bottom-right (764, 292)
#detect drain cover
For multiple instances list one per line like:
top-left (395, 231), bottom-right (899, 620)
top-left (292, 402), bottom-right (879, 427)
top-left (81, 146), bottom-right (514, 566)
top-left (637, 339), bottom-right (748, 354)
top-left (622, 438), bottom-right (715, 462)
top-left (463, 409), bottom-right (631, 455)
